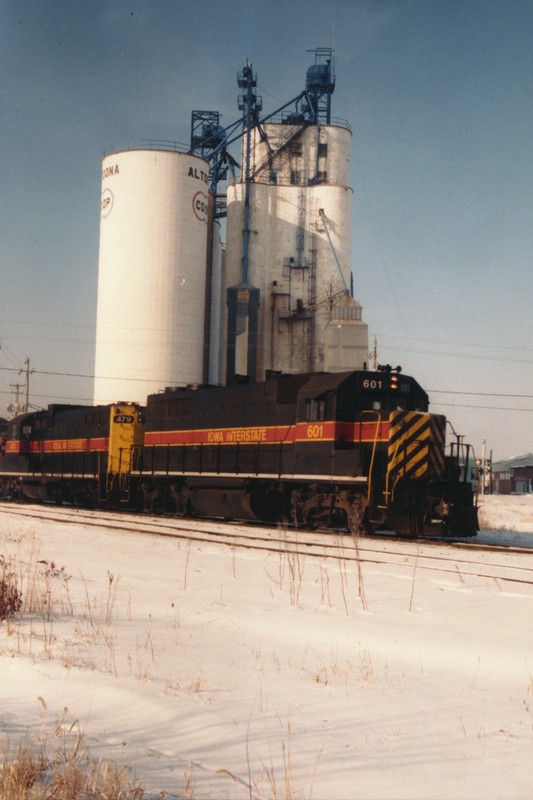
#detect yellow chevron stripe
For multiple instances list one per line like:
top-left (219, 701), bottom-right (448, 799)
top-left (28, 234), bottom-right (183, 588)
top-left (387, 412), bottom-right (432, 493)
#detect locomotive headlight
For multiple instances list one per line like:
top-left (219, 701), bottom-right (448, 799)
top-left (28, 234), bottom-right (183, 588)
top-left (390, 374), bottom-right (398, 390)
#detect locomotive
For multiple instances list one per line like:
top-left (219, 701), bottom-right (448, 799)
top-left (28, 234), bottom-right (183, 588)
top-left (0, 368), bottom-right (478, 537)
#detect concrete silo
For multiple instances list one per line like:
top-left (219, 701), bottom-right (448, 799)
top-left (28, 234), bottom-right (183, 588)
top-left (224, 55), bottom-right (368, 382)
top-left (94, 148), bottom-right (210, 404)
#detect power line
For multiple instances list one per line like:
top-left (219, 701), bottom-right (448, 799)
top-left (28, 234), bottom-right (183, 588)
top-left (380, 345), bottom-right (533, 365)
top-left (377, 333), bottom-right (533, 355)
top-left (9, 365), bottom-right (533, 399)
top-left (431, 402), bottom-right (533, 413)
top-left (2, 362), bottom-right (533, 398)
top-left (429, 390), bottom-right (533, 398)
top-left (1, 361), bottom-right (533, 412)
top-left (5, 324), bottom-right (532, 355)
top-left (0, 366), bottom-right (143, 382)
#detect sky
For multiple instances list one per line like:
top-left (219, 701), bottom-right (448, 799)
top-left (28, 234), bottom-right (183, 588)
top-left (1, 0), bottom-right (532, 461)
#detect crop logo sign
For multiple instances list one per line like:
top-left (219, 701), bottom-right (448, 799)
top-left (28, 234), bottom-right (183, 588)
top-left (192, 191), bottom-right (208, 223)
top-left (101, 188), bottom-right (114, 217)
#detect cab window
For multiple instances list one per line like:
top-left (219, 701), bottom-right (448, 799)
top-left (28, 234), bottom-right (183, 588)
top-left (306, 397), bottom-right (326, 421)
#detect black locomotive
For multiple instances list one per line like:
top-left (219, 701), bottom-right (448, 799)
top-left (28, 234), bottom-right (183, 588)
top-left (0, 401), bottom-right (144, 506)
top-left (0, 368), bottom-right (478, 536)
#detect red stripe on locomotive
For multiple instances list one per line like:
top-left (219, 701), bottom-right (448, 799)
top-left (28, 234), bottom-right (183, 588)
top-left (144, 420), bottom-right (390, 447)
top-left (5, 437), bottom-right (109, 454)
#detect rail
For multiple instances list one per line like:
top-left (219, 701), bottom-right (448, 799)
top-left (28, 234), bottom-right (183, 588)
top-left (2, 504), bottom-right (533, 586)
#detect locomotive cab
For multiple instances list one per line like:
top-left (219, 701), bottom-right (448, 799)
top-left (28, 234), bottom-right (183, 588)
top-left (105, 404), bottom-right (145, 502)
top-left (289, 369), bottom-right (477, 536)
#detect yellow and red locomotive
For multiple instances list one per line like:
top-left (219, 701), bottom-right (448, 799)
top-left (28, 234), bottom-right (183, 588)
top-left (0, 403), bottom-right (144, 506)
top-left (0, 369), bottom-right (478, 537)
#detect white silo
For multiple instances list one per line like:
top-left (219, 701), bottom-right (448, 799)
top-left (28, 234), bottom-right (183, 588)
top-left (94, 148), bottom-right (210, 404)
top-left (225, 122), bottom-right (368, 380)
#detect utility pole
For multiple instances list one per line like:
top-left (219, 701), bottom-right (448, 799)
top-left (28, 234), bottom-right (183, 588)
top-left (8, 383), bottom-right (24, 414)
top-left (19, 357), bottom-right (33, 412)
top-left (481, 438), bottom-right (486, 496)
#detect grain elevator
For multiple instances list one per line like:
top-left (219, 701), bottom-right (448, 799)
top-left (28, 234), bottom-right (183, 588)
top-left (93, 48), bottom-right (368, 404)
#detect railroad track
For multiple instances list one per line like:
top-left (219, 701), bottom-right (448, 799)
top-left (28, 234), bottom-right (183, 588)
top-left (2, 503), bottom-right (533, 588)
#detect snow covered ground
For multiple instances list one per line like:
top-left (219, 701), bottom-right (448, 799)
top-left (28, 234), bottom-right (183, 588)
top-left (478, 492), bottom-right (533, 536)
top-left (0, 501), bottom-right (532, 799)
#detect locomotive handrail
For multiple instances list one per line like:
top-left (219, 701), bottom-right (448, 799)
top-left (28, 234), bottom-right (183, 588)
top-left (131, 445), bottom-right (142, 472)
top-left (446, 421), bottom-right (473, 484)
top-left (385, 437), bottom-right (403, 502)
top-left (359, 410), bottom-right (381, 508)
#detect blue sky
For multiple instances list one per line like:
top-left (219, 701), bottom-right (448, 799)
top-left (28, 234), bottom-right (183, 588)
top-left (1, 0), bottom-right (532, 460)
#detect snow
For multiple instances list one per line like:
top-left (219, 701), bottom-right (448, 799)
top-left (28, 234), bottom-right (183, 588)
top-left (478, 493), bottom-right (533, 535)
top-left (1, 502), bottom-right (533, 800)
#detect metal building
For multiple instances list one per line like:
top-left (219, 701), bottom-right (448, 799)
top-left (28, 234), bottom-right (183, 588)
top-left (94, 148), bottom-right (210, 404)
top-left (207, 219), bottom-right (225, 385)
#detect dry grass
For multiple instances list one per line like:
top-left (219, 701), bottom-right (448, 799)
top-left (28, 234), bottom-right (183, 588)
top-left (268, 527), bottom-right (305, 607)
top-left (246, 717), bottom-right (321, 800)
top-left (0, 555), bottom-right (23, 621)
top-left (0, 546), bottom-right (125, 672)
top-left (0, 729), bottom-right (143, 800)
top-left (299, 649), bottom-right (374, 688)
